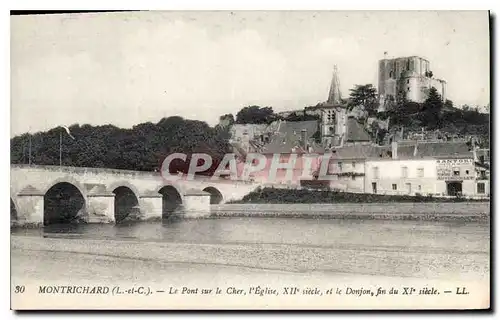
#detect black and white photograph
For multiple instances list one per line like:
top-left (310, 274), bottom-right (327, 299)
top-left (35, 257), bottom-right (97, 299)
top-left (9, 10), bottom-right (490, 310)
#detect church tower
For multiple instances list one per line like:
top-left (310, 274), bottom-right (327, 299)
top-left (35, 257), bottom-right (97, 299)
top-left (321, 65), bottom-right (347, 148)
top-left (327, 65), bottom-right (342, 105)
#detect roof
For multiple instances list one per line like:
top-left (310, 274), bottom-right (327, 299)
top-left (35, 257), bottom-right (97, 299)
top-left (330, 144), bottom-right (390, 160)
top-left (380, 55), bottom-right (430, 63)
top-left (305, 103), bottom-right (345, 111)
top-left (396, 141), bottom-right (473, 159)
top-left (345, 118), bottom-right (372, 142)
top-left (328, 141), bottom-right (473, 161)
top-left (261, 120), bottom-right (320, 154)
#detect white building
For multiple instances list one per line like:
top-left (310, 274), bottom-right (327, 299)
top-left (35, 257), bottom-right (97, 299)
top-left (364, 141), bottom-right (487, 197)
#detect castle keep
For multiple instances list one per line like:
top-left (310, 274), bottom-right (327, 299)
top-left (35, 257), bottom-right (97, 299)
top-left (378, 56), bottom-right (446, 108)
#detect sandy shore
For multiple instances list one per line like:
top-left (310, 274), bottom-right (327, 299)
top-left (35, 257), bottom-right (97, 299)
top-left (11, 235), bottom-right (490, 309)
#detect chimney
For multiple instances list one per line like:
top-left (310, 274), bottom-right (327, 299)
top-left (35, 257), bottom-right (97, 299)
top-left (391, 141), bottom-right (398, 159)
top-left (242, 131), bottom-right (250, 153)
top-left (301, 129), bottom-right (307, 150)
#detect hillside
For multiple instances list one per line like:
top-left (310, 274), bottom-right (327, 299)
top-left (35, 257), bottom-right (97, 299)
top-left (377, 102), bottom-right (489, 146)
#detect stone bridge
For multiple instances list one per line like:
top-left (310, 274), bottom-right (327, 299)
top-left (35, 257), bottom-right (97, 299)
top-left (10, 164), bottom-right (260, 226)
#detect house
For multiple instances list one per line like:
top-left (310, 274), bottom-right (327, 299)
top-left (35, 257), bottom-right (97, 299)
top-left (322, 144), bottom-right (389, 193)
top-left (235, 120), bottom-right (323, 186)
top-left (364, 141), bottom-right (487, 197)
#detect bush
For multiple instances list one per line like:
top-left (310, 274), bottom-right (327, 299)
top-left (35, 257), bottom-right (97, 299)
top-left (230, 188), bottom-right (488, 204)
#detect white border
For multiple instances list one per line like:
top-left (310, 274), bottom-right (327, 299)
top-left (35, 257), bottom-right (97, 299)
top-left (2, 2), bottom-right (498, 318)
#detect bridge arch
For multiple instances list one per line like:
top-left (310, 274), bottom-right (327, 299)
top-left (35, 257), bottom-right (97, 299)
top-left (43, 177), bottom-right (88, 198)
top-left (158, 185), bottom-right (183, 217)
top-left (44, 180), bottom-right (87, 225)
top-left (202, 186), bottom-right (224, 204)
top-left (109, 182), bottom-right (141, 223)
top-left (10, 197), bottom-right (18, 223)
top-left (108, 181), bottom-right (141, 200)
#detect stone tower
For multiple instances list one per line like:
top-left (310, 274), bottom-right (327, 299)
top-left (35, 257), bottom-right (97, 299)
top-left (378, 55), bottom-right (446, 108)
top-left (322, 65), bottom-right (347, 148)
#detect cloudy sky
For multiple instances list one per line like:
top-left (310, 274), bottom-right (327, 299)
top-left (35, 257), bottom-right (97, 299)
top-left (11, 11), bottom-right (489, 136)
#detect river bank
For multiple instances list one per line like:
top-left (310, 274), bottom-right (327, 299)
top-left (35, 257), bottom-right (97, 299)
top-left (211, 202), bottom-right (490, 222)
top-left (230, 187), bottom-right (490, 204)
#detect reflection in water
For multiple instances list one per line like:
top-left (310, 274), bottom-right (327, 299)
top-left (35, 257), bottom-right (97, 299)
top-left (12, 217), bottom-right (490, 253)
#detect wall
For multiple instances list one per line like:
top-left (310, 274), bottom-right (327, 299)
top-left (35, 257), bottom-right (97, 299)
top-left (230, 124), bottom-right (269, 143)
top-left (327, 159), bottom-right (365, 192)
top-left (364, 157), bottom-right (484, 197)
top-left (365, 158), bottom-right (438, 195)
top-left (244, 153), bottom-right (321, 186)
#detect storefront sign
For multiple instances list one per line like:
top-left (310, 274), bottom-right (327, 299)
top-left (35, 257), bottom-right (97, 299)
top-left (436, 158), bottom-right (475, 181)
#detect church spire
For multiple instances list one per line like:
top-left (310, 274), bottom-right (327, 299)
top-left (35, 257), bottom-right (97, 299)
top-left (327, 64), bottom-right (342, 105)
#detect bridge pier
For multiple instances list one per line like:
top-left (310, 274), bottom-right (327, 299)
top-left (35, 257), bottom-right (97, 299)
top-left (139, 193), bottom-right (163, 221)
top-left (183, 189), bottom-right (211, 218)
top-left (86, 192), bottom-right (116, 223)
top-left (16, 186), bottom-right (45, 226)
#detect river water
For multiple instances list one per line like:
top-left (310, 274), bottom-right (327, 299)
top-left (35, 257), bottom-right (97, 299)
top-left (11, 216), bottom-right (489, 252)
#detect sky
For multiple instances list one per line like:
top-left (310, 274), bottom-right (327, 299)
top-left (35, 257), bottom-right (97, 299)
top-left (10, 11), bottom-right (490, 136)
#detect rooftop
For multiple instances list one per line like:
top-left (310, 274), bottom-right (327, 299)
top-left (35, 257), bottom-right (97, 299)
top-left (260, 120), bottom-right (321, 154)
top-left (380, 55), bottom-right (430, 62)
top-left (345, 118), bottom-right (372, 142)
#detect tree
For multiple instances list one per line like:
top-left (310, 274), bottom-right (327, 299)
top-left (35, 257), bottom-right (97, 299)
top-left (284, 112), bottom-right (320, 122)
top-left (218, 113), bottom-right (235, 128)
top-left (444, 99), bottom-right (454, 110)
top-left (419, 87), bottom-right (443, 129)
top-left (348, 84), bottom-right (378, 116)
top-left (235, 105), bottom-right (278, 124)
top-left (10, 116), bottom-right (231, 174)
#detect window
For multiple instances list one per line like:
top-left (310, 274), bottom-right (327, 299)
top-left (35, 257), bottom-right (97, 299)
top-left (453, 168), bottom-right (460, 176)
top-left (338, 162), bottom-right (343, 171)
top-left (465, 170), bottom-right (470, 175)
top-left (479, 155), bottom-right (485, 163)
top-left (417, 168), bottom-right (424, 178)
top-left (477, 183), bottom-right (485, 194)
top-left (401, 166), bottom-right (408, 178)
top-left (392, 184), bottom-right (397, 190)
top-left (480, 170), bottom-right (487, 180)
top-left (351, 176), bottom-right (356, 181)
top-left (407, 79), bottom-right (410, 84)
top-left (373, 167), bottom-right (379, 179)
top-left (352, 162), bottom-right (356, 168)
